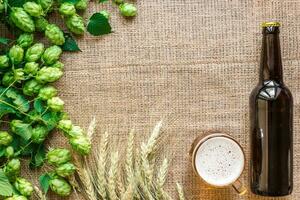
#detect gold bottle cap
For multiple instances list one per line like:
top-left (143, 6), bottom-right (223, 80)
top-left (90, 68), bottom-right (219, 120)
top-left (261, 22), bottom-right (281, 27)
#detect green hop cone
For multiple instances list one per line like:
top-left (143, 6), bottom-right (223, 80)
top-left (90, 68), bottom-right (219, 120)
top-left (75, 0), bottom-right (87, 10)
top-left (69, 135), bottom-right (91, 155)
top-left (2, 71), bottom-right (14, 86)
top-left (25, 43), bottom-right (44, 62)
top-left (46, 148), bottom-right (71, 166)
top-left (38, 85), bottom-right (57, 100)
top-left (36, 67), bottom-right (63, 83)
top-left (55, 162), bottom-right (76, 177)
top-left (49, 177), bottom-right (72, 196)
top-left (59, 3), bottom-right (76, 16)
top-left (51, 61), bottom-right (64, 69)
top-left (23, 79), bottom-right (43, 96)
top-left (16, 33), bottom-right (34, 48)
top-left (14, 177), bottom-right (34, 197)
top-left (0, 1), bottom-right (4, 13)
top-left (119, 3), bottom-right (137, 17)
top-left (41, 45), bottom-right (62, 65)
top-left (45, 24), bottom-right (65, 45)
top-left (113, 0), bottom-right (124, 4)
top-left (4, 195), bottom-right (28, 200)
top-left (57, 119), bottom-right (72, 133)
top-left (31, 124), bottom-right (49, 143)
top-left (4, 159), bottom-right (21, 181)
top-left (47, 96), bottom-right (64, 112)
top-left (100, 10), bottom-right (110, 19)
top-left (10, 120), bottom-right (30, 135)
top-left (24, 62), bottom-right (39, 75)
top-left (14, 68), bottom-right (25, 82)
top-left (5, 146), bottom-right (15, 158)
top-left (9, 45), bottom-right (24, 64)
top-left (34, 17), bottom-right (49, 32)
top-left (67, 125), bottom-right (83, 138)
top-left (0, 55), bottom-right (10, 68)
top-left (66, 14), bottom-right (85, 35)
top-left (23, 2), bottom-right (44, 17)
top-left (10, 7), bottom-right (35, 32)
top-left (38, 0), bottom-right (53, 13)
top-left (0, 131), bottom-right (13, 146)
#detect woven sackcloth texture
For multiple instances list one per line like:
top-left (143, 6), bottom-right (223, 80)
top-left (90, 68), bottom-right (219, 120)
top-left (1, 0), bottom-right (300, 199)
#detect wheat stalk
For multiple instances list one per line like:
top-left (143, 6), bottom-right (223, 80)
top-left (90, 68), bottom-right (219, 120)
top-left (33, 186), bottom-right (47, 200)
top-left (95, 131), bottom-right (109, 199)
top-left (107, 151), bottom-right (119, 200)
top-left (176, 183), bottom-right (186, 200)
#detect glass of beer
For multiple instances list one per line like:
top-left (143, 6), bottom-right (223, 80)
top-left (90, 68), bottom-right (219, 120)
top-left (190, 131), bottom-right (247, 195)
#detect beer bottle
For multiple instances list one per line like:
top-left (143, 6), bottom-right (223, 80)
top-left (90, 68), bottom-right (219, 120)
top-left (250, 22), bottom-right (293, 196)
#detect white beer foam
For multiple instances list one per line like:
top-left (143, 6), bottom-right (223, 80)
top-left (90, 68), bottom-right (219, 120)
top-left (195, 136), bottom-right (244, 186)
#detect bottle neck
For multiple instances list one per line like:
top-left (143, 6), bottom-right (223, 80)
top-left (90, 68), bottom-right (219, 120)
top-left (259, 27), bottom-right (283, 83)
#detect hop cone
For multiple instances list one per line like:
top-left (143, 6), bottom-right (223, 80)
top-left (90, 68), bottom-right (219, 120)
top-left (10, 7), bottom-right (35, 32)
top-left (23, 2), bottom-right (43, 17)
top-left (9, 45), bottom-right (24, 64)
top-left (23, 79), bottom-right (43, 96)
top-left (41, 45), bottom-right (62, 65)
top-left (16, 33), bottom-right (34, 48)
top-left (4, 159), bottom-right (21, 181)
top-left (0, 131), bottom-right (13, 146)
top-left (31, 124), bottom-right (49, 143)
top-left (24, 62), bottom-right (39, 75)
top-left (14, 178), bottom-right (34, 197)
top-left (69, 135), bottom-right (91, 155)
top-left (4, 195), bottom-right (28, 200)
top-left (49, 177), bottom-right (72, 196)
top-left (25, 43), bottom-right (44, 62)
top-left (55, 162), bottom-right (76, 177)
top-left (38, 85), bottom-right (57, 100)
top-left (46, 148), bottom-right (71, 166)
top-left (36, 67), bottom-right (63, 83)
top-left (0, 55), bottom-right (10, 68)
top-left (66, 14), bottom-right (85, 35)
top-left (45, 24), bottom-right (65, 45)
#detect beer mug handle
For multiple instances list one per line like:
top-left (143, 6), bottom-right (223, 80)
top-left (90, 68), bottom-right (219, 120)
top-left (232, 179), bottom-right (247, 195)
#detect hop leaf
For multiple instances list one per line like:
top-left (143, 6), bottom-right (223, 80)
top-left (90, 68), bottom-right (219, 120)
top-left (87, 12), bottom-right (112, 36)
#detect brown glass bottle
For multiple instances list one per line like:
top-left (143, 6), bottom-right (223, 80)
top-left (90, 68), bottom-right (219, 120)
top-left (250, 22), bottom-right (293, 196)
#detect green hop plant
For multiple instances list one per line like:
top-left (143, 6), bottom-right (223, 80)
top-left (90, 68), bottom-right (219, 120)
top-left (9, 45), bottom-right (24, 64)
top-left (69, 135), bottom-right (91, 155)
top-left (46, 148), bottom-right (71, 166)
top-left (49, 177), bottom-right (72, 196)
top-left (55, 162), bottom-right (76, 177)
top-left (100, 10), bottom-right (110, 19)
top-left (75, 0), bottom-right (87, 10)
top-left (31, 124), bottom-right (49, 143)
top-left (57, 119), bottom-right (73, 133)
top-left (59, 3), bottom-right (76, 16)
top-left (14, 177), bottom-right (34, 197)
top-left (36, 67), bottom-right (63, 83)
top-left (5, 146), bottom-right (15, 158)
top-left (45, 24), bottom-right (65, 45)
top-left (16, 33), bottom-right (34, 48)
top-left (0, 131), bottom-right (13, 146)
top-left (51, 61), bottom-right (64, 69)
top-left (41, 45), bottom-right (62, 65)
top-left (24, 62), bottom-right (39, 75)
top-left (10, 7), bottom-right (35, 32)
top-left (47, 96), bottom-right (64, 111)
top-left (23, 79), bottom-right (43, 96)
top-left (0, 55), bottom-right (10, 68)
top-left (23, 2), bottom-right (44, 17)
top-left (34, 17), bottom-right (49, 32)
top-left (37, 0), bottom-right (53, 13)
top-left (4, 195), bottom-right (28, 200)
top-left (38, 85), bottom-right (57, 100)
top-left (4, 158), bottom-right (21, 181)
top-left (25, 43), bottom-right (44, 62)
top-left (2, 71), bottom-right (14, 86)
top-left (119, 3), bottom-right (137, 17)
top-left (66, 14), bottom-right (85, 35)
top-left (113, 0), bottom-right (124, 4)
top-left (10, 120), bottom-right (29, 134)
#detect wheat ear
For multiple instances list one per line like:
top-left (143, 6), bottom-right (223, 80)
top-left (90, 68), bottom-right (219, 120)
top-left (121, 177), bottom-right (135, 200)
top-left (156, 158), bottom-right (169, 199)
top-left (33, 186), bottom-right (47, 200)
top-left (125, 129), bottom-right (135, 186)
top-left (176, 183), bottom-right (185, 200)
top-left (95, 131), bottom-right (109, 199)
top-left (87, 117), bottom-right (96, 139)
top-left (107, 151), bottom-right (119, 200)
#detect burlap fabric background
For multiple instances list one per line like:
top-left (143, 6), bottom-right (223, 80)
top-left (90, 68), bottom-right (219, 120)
top-left (1, 0), bottom-right (300, 199)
